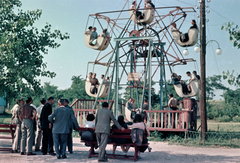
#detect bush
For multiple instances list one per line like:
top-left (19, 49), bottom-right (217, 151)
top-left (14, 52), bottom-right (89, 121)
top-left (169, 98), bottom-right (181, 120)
top-left (233, 116), bottom-right (240, 122)
top-left (216, 115), bottom-right (232, 122)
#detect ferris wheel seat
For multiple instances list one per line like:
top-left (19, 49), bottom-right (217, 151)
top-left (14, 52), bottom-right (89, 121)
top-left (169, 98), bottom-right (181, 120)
top-left (84, 33), bottom-right (111, 51)
top-left (172, 28), bottom-right (199, 47)
top-left (174, 80), bottom-right (199, 98)
top-left (129, 8), bottom-right (155, 26)
top-left (85, 81), bottom-right (110, 98)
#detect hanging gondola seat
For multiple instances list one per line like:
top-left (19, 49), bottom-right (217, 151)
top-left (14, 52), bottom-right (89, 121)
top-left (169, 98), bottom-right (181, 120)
top-left (172, 28), bottom-right (199, 47)
top-left (84, 33), bottom-right (111, 51)
top-left (85, 80), bottom-right (110, 98)
top-left (174, 80), bottom-right (199, 98)
top-left (129, 8), bottom-right (155, 25)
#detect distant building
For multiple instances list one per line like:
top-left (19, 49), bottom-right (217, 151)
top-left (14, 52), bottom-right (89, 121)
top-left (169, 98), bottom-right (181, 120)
top-left (0, 97), bottom-right (6, 114)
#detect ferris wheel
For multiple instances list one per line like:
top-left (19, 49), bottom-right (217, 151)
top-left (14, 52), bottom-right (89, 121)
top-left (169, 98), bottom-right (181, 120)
top-left (83, 0), bottom-right (200, 119)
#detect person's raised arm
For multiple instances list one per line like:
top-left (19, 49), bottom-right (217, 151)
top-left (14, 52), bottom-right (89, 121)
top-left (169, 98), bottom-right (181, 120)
top-left (70, 109), bottom-right (80, 130)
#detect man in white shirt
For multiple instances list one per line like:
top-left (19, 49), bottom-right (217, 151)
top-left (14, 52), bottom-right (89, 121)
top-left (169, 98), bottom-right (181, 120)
top-left (12, 98), bottom-right (24, 153)
top-left (186, 71), bottom-right (197, 93)
top-left (100, 74), bottom-right (104, 84)
top-left (35, 98), bottom-right (46, 151)
top-left (84, 26), bottom-right (92, 35)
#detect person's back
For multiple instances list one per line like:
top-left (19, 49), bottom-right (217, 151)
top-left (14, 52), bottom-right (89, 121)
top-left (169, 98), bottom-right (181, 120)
top-left (51, 106), bottom-right (72, 134)
top-left (95, 102), bottom-right (123, 162)
top-left (95, 108), bottom-right (117, 134)
top-left (168, 95), bottom-right (178, 110)
top-left (40, 102), bottom-right (52, 129)
top-left (84, 114), bottom-right (95, 128)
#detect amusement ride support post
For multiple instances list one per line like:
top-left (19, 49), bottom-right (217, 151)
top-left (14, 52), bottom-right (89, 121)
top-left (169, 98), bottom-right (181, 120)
top-left (200, 0), bottom-right (207, 141)
top-left (130, 49), bottom-right (134, 98)
top-left (114, 41), bottom-right (120, 118)
top-left (159, 51), bottom-right (164, 110)
top-left (92, 44), bottom-right (117, 110)
top-left (141, 41), bottom-right (151, 110)
top-left (148, 40), bottom-right (153, 111)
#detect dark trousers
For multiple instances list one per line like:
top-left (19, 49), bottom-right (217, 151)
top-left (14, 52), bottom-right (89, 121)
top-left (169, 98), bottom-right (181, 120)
top-left (42, 128), bottom-right (54, 154)
top-left (67, 131), bottom-right (72, 152)
top-left (53, 133), bottom-right (68, 157)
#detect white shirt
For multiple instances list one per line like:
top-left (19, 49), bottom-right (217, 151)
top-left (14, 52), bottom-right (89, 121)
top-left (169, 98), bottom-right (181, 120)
top-left (86, 77), bottom-right (91, 82)
top-left (188, 74), bottom-right (197, 83)
top-left (130, 4), bottom-right (136, 10)
top-left (36, 104), bottom-right (44, 118)
top-left (84, 121), bottom-right (95, 128)
top-left (11, 104), bottom-right (19, 117)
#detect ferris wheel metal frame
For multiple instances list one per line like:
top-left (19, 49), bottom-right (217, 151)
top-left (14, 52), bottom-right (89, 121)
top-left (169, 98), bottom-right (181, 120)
top-left (84, 1), bottom-right (198, 116)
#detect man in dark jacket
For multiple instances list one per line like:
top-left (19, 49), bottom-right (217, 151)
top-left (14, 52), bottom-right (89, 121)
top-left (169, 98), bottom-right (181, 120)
top-left (40, 96), bottom-right (55, 155)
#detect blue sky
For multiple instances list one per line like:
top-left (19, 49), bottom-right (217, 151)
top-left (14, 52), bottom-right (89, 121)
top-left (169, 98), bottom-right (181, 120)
top-left (20, 0), bottom-right (240, 99)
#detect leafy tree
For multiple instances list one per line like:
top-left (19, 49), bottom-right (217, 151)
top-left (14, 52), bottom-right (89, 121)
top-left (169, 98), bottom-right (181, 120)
top-left (206, 75), bottom-right (228, 100)
top-left (223, 88), bottom-right (240, 106)
top-left (0, 0), bottom-right (69, 101)
top-left (64, 75), bottom-right (92, 103)
top-left (223, 70), bottom-right (240, 87)
top-left (221, 22), bottom-right (240, 48)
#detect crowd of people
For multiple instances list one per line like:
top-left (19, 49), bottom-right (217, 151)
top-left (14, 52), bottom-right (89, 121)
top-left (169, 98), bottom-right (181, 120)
top-left (84, 26), bottom-right (110, 46)
top-left (86, 72), bottom-right (110, 94)
top-left (172, 70), bottom-right (200, 95)
top-left (11, 98), bottom-right (151, 162)
top-left (11, 97), bottom-right (79, 159)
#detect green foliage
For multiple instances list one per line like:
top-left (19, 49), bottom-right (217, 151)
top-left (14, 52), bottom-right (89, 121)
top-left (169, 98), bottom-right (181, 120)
top-left (0, 0), bottom-right (69, 101)
top-left (223, 70), bottom-right (240, 87)
top-left (216, 115), bottom-right (232, 122)
top-left (207, 100), bottom-right (240, 121)
top-left (232, 116), bottom-right (240, 122)
top-left (223, 88), bottom-right (240, 106)
top-left (222, 22), bottom-right (240, 48)
top-left (206, 75), bottom-right (228, 100)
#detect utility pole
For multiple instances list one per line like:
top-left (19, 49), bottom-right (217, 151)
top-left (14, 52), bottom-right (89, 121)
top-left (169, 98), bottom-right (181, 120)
top-left (200, 0), bottom-right (207, 141)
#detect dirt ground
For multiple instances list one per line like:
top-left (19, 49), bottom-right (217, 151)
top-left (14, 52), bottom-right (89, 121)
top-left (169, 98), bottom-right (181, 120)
top-left (0, 137), bottom-right (240, 163)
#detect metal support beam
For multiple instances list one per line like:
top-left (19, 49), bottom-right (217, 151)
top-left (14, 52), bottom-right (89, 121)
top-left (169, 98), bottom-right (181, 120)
top-left (114, 36), bottom-right (155, 42)
top-left (114, 41), bottom-right (120, 119)
top-left (148, 40), bottom-right (153, 111)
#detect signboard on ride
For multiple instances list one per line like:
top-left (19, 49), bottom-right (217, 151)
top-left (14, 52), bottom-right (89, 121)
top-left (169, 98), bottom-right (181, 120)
top-left (127, 73), bottom-right (139, 81)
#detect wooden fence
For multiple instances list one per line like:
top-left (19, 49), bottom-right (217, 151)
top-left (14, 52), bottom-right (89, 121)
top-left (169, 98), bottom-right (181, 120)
top-left (71, 99), bottom-right (196, 132)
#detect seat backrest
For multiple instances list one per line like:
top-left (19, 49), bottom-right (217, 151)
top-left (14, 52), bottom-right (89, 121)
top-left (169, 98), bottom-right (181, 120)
top-left (0, 124), bottom-right (16, 138)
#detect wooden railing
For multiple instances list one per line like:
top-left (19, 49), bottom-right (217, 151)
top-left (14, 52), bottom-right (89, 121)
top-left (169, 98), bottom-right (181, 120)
top-left (145, 110), bottom-right (194, 132)
top-left (71, 99), bottom-right (196, 132)
top-left (71, 99), bottom-right (125, 126)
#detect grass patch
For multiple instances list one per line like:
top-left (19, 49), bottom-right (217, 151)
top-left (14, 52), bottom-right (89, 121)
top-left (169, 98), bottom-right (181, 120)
top-left (0, 112), bottom-right (12, 124)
